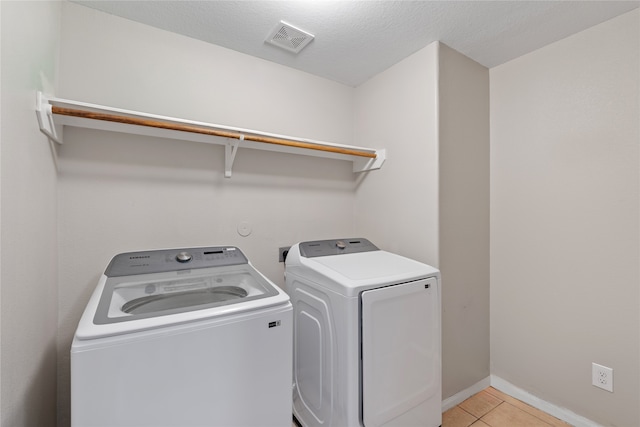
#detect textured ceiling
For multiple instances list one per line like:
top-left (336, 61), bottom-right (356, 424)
top-left (72, 1), bottom-right (639, 87)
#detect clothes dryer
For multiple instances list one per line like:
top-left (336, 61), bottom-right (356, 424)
top-left (71, 246), bottom-right (292, 427)
top-left (285, 238), bottom-right (441, 427)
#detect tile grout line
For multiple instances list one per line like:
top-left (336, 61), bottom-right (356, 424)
top-left (478, 401), bottom-right (505, 426)
top-left (483, 387), bottom-right (564, 426)
top-left (457, 405), bottom-right (480, 423)
top-left (482, 401), bottom-right (555, 427)
top-left (446, 387), bottom-right (567, 427)
top-left (508, 400), bottom-right (556, 427)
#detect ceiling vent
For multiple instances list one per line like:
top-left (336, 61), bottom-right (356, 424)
top-left (265, 21), bottom-right (314, 54)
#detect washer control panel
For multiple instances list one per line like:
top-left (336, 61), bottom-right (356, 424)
top-left (175, 251), bottom-right (192, 263)
top-left (105, 246), bottom-right (248, 277)
top-left (299, 238), bottom-right (379, 258)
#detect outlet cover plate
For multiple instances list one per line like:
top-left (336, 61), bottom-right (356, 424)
top-left (592, 362), bottom-right (613, 392)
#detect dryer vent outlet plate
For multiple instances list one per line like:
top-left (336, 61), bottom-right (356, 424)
top-left (266, 21), bottom-right (314, 54)
top-left (278, 246), bottom-right (290, 263)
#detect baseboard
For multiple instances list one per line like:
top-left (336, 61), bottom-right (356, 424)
top-left (490, 375), bottom-right (604, 427)
top-left (441, 375), bottom-right (603, 427)
top-left (441, 376), bottom-right (491, 411)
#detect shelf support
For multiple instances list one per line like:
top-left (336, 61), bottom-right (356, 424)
top-left (36, 92), bottom-right (62, 144)
top-left (225, 135), bottom-right (242, 178)
top-left (353, 148), bottom-right (386, 173)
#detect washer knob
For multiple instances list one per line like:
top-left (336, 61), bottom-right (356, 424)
top-left (336, 241), bottom-right (347, 249)
top-left (176, 251), bottom-right (192, 263)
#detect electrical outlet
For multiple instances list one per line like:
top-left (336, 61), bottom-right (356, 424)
top-left (278, 246), bottom-right (291, 263)
top-left (592, 362), bottom-right (613, 392)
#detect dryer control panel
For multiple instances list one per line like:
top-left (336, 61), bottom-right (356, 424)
top-left (299, 238), bottom-right (379, 258)
top-left (105, 246), bottom-right (248, 277)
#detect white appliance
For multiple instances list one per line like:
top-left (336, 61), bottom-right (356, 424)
top-left (285, 238), bottom-right (441, 427)
top-left (71, 246), bottom-right (292, 427)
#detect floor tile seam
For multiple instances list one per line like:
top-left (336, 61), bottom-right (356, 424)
top-left (519, 403), bottom-right (556, 427)
top-left (484, 387), bottom-right (515, 405)
top-left (463, 405), bottom-right (499, 420)
top-left (457, 404), bottom-right (480, 421)
top-left (479, 400), bottom-right (506, 421)
top-left (459, 392), bottom-right (503, 418)
top-left (483, 400), bottom-right (555, 427)
top-left (478, 389), bottom-right (506, 412)
top-left (481, 388), bottom-right (504, 400)
top-left (503, 399), bottom-right (559, 426)
top-left (479, 392), bottom-right (504, 417)
top-left (482, 388), bottom-right (563, 426)
top-left (513, 403), bottom-right (566, 427)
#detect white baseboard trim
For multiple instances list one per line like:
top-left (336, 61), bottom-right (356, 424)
top-left (441, 375), bottom-right (603, 427)
top-left (441, 376), bottom-right (491, 411)
top-left (490, 375), bottom-right (604, 427)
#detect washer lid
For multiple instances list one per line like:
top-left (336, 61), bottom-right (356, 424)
top-left (94, 264), bottom-right (279, 326)
top-left (297, 250), bottom-right (439, 296)
top-left (313, 250), bottom-right (432, 281)
top-left (75, 246), bottom-right (290, 340)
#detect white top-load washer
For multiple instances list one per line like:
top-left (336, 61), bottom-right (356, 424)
top-left (285, 238), bottom-right (441, 427)
top-left (71, 246), bottom-right (292, 427)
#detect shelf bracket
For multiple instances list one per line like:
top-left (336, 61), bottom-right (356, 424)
top-left (36, 92), bottom-right (63, 144)
top-left (353, 148), bottom-right (386, 173)
top-left (225, 135), bottom-right (242, 178)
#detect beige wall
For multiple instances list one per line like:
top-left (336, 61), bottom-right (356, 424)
top-left (353, 42), bottom-right (491, 401)
top-left (353, 42), bottom-right (439, 265)
top-left (438, 44), bottom-right (490, 398)
top-left (490, 9), bottom-right (639, 427)
top-left (0, 1), bottom-right (60, 426)
top-left (4, 2), bottom-right (634, 426)
top-left (56, 3), bottom-right (358, 425)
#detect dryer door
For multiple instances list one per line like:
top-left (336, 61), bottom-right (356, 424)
top-left (361, 277), bottom-right (440, 427)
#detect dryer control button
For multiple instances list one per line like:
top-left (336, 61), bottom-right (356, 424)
top-left (336, 241), bottom-right (347, 249)
top-left (176, 251), bottom-right (192, 263)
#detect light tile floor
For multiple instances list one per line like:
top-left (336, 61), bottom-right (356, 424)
top-left (292, 386), bottom-right (571, 427)
top-left (443, 387), bottom-right (571, 427)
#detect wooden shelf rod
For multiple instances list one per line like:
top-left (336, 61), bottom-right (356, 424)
top-left (51, 106), bottom-right (377, 159)
top-left (36, 92), bottom-right (386, 177)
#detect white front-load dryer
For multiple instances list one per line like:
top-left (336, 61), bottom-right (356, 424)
top-left (71, 246), bottom-right (292, 427)
top-left (285, 238), bottom-right (441, 427)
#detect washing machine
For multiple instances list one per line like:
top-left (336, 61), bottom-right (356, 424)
top-left (285, 238), bottom-right (441, 427)
top-left (71, 246), bottom-right (292, 427)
